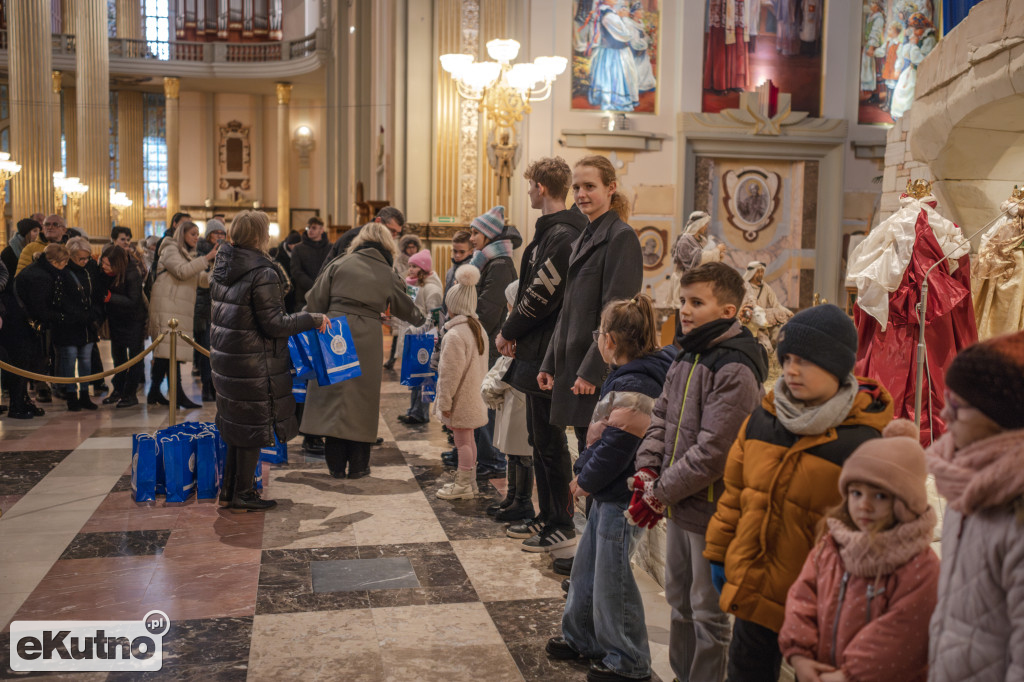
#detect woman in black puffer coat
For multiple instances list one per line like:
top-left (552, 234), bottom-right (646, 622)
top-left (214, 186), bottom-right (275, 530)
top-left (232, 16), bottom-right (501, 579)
top-left (100, 244), bottom-right (147, 408)
top-left (210, 210), bottom-right (327, 512)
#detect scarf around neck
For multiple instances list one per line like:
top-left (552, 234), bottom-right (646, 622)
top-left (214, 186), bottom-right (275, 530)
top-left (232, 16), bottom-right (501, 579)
top-left (825, 507), bottom-right (937, 578)
top-left (469, 239), bottom-right (513, 270)
top-left (354, 241), bottom-right (394, 267)
top-left (678, 318), bottom-right (735, 357)
top-left (926, 429), bottom-right (1024, 515)
top-left (773, 373), bottom-right (859, 436)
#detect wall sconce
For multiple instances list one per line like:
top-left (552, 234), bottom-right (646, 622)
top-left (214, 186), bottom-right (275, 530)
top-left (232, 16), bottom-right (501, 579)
top-left (293, 125), bottom-right (315, 169)
top-left (268, 221), bottom-right (281, 238)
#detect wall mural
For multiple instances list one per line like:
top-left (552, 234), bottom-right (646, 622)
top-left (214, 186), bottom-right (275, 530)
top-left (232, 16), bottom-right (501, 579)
top-left (571, 0), bottom-right (659, 113)
top-left (702, 0), bottom-right (825, 117)
top-left (695, 156), bottom-right (818, 309)
top-left (858, 0), bottom-right (941, 125)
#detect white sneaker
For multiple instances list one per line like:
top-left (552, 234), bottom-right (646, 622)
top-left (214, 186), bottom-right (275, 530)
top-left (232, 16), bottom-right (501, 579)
top-left (436, 468), bottom-right (477, 500)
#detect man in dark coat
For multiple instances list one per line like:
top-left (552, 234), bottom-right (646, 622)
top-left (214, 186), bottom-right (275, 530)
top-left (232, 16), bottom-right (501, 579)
top-left (466, 205), bottom-right (523, 479)
top-left (495, 157), bottom-right (588, 555)
top-left (324, 206), bottom-right (406, 267)
top-left (273, 231), bottom-right (301, 312)
top-left (1, 218), bottom-right (41, 278)
top-left (210, 228), bottom-right (325, 511)
top-left (289, 216), bottom-right (331, 310)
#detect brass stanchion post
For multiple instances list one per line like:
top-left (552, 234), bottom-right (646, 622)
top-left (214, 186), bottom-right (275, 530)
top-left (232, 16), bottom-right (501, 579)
top-left (167, 318), bottom-right (179, 426)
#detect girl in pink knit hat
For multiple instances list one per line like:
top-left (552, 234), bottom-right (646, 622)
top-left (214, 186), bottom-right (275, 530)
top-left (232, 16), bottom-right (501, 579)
top-left (779, 420), bottom-right (940, 682)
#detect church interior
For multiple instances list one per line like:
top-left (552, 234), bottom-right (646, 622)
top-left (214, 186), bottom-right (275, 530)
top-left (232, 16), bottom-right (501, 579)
top-left (0, 0), bottom-right (1022, 679)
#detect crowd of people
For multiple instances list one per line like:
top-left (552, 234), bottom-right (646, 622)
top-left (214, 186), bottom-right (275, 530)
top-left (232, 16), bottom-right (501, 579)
top-left (0, 150), bottom-right (1020, 681)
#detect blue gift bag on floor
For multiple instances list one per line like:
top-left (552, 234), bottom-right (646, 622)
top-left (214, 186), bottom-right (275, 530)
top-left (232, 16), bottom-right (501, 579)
top-left (161, 435), bottom-right (196, 504)
top-left (260, 433), bottom-right (289, 465)
top-left (420, 375), bottom-right (436, 403)
top-left (132, 434), bottom-right (158, 503)
top-left (306, 316), bottom-right (361, 386)
top-left (401, 333), bottom-right (436, 387)
top-left (195, 433), bottom-right (218, 500)
top-left (288, 334), bottom-right (315, 382)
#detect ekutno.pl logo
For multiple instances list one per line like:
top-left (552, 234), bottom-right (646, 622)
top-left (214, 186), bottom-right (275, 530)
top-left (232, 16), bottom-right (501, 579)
top-left (9, 611), bottom-right (169, 672)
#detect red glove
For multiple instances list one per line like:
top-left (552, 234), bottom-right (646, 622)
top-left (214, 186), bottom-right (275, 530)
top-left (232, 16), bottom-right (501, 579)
top-left (104, 290), bottom-right (112, 303)
top-left (625, 468), bottom-right (666, 529)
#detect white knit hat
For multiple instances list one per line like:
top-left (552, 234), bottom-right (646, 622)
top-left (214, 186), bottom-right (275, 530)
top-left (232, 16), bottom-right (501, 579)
top-left (446, 264), bottom-right (480, 317)
top-left (504, 280), bottom-right (519, 306)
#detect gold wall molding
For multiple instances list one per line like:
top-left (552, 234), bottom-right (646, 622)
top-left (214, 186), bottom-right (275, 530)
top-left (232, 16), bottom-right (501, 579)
top-left (457, 0), bottom-right (480, 223)
top-left (163, 76), bottom-right (180, 100)
top-left (276, 82), bottom-right (292, 106)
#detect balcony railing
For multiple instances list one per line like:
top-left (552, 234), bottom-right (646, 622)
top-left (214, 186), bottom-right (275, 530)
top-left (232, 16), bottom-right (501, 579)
top-left (0, 30), bottom-right (323, 64)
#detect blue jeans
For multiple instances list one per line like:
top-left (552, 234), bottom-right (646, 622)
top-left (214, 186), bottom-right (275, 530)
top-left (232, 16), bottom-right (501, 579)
top-left (57, 343), bottom-right (94, 396)
top-left (474, 408), bottom-right (506, 472)
top-left (407, 385), bottom-right (430, 422)
top-left (562, 498), bottom-right (651, 678)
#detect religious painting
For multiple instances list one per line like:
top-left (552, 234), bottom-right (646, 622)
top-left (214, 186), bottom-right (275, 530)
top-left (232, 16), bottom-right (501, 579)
top-left (857, 0), bottom-right (942, 126)
top-left (571, 0), bottom-right (659, 113)
top-left (723, 167), bottom-right (781, 241)
top-left (701, 0), bottom-right (825, 118)
top-left (695, 157), bottom-right (818, 309)
top-left (636, 225), bottom-right (668, 270)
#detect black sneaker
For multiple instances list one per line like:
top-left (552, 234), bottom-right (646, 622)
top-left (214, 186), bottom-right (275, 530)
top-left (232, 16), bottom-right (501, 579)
top-left (587, 661), bottom-right (650, 682)
top-left (303, 436), bottom-right (325, 454)
top-left (545, 636), bottom-right (581, 661)
top-left (522, 526), bottom-right (577, 553)
top-left (552, 556), bottom-right (574, 576)
top-left (475, 464), bottom-right (506, 480)
top-left (506, 518), bottom-right (544, 539)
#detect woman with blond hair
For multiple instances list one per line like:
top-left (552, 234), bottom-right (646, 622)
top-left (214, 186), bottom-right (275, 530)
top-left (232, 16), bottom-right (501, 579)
top-left (210, 210), bottom-right (327, 512)
top-left (301, 222), bottom-right (424, 479)
top-left (147, 219), bottom-right (218, 408)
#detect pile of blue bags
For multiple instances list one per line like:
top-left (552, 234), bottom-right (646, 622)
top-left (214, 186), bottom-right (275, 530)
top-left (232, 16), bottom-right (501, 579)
top-left (131, 421), bottom-right (288, 504)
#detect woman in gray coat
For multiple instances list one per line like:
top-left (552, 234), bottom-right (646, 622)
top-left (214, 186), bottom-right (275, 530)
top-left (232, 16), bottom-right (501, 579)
top-left (300, 222), bottom-right (425, 478)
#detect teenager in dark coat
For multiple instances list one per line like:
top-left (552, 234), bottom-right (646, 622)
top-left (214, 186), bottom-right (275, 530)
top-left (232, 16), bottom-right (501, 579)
top-left (288, 217), bottom-right (331, 311)
top-left (540, 155), bottom-right (644, 446)
top-left (495, 156), bottom-right (588, 547)
top-left (210, 211), bottom-right (326, 512)
top-left (100, 245), bottom-right (147, 407)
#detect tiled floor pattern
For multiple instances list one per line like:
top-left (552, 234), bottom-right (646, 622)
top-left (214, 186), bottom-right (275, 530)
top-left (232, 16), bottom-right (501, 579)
top-left (0, 371), bottom-right (674, 681)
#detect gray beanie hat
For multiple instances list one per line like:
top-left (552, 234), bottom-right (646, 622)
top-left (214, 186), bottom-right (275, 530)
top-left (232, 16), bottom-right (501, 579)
top-left (445, 264), bottom-right (480, 318)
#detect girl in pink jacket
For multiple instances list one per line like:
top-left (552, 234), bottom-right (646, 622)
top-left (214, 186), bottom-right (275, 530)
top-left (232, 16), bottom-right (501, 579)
top-left (779, 420), bottom-right (940, 682)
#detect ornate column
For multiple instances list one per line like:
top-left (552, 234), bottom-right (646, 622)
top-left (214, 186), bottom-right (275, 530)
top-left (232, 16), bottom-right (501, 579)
top-left (63, 87), bottom-right (78, 177)
top-left (8, 0), bottom-right (56, 223)
top-left (164, 77), bottom-right (181, 228)
top-left (116, 0), bottom-right (143, 39)
top-left (75, 0), bottom-right (111, 236)
top-left (118, 91), bottom-right (145, 237)
top-left (52, 71), bottom-right (63, 186)
top-left (276, 82), bottom-right (292, 234)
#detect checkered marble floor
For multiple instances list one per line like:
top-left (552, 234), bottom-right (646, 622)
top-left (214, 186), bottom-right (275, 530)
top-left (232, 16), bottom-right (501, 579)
top-left (0, 369), bottom-right (673, 681)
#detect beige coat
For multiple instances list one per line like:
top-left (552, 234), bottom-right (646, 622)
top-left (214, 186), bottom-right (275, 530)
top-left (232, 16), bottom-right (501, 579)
top-left (435, 315), bottom-right (488, 430)
top-left (300, 246), bottom-right (423, 442)
top-left (149, 239), bottom-right (210, 359)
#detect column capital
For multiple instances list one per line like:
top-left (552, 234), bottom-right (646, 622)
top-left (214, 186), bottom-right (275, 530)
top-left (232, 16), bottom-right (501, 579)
top-left (163, 77), bottom-right (181, 99)
top-left (52, 71), bottom-right (62, 94)
top-left (276, 82), bottom-right (293, 106)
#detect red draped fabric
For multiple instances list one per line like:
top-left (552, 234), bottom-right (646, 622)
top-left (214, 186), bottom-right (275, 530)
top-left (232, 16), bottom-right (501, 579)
top-left (854, 208), bottom-right (978, 446)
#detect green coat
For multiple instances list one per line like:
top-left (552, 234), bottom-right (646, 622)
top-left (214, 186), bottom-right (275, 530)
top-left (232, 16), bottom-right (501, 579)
top-left (300, 245), bottom-right (424, 442)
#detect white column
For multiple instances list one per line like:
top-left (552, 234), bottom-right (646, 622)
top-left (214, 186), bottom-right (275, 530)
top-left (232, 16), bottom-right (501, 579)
top-left (276, 82), bottom-right (292, 234)
top-left (165, 77), bottom-right (181, 227)
top-left (75, 0), bottom-right (112, 236)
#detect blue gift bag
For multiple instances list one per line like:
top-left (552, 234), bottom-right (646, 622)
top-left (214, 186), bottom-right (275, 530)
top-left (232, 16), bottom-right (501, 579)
top-left (306, 316), bottom-right (361, 386)
top-left (132, 434), bottom-right (158, 503)
top-left (421, 375), bottom-right (436, 403)
top-left (161, 436), bottom-right (196, 504)
top-left (288, 334), bottom-right (315, 382)
top-left (401, 333), bottom-right (437, 387)
top-left (195, 433), bottom-right (219, 500)
top-left (260, 433), bottom-right (289, 465)
top-left (292, 376), bottom-right (307, 403)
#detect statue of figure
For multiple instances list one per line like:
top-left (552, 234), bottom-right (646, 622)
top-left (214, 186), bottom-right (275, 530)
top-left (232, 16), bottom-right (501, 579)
top-left (742, 260), bottom-right (793, 353)
top-left (487, 130), bottom-right (520, 210)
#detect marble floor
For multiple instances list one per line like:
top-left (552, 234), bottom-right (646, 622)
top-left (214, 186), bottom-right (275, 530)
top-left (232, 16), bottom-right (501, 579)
top-left (0, 369), bottom-right (675, 681)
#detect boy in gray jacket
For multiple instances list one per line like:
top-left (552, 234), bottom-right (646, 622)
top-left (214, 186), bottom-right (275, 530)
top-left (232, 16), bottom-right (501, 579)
top-left (629, 262), bottom-right (767, 682)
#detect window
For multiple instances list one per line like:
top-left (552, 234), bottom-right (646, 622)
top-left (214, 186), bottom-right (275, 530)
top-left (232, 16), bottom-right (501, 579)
top-left (143, 93), bottom-right (167, 209)
top-left (144, 220), bottom-right (166, 237)
top-left (145, 0), bottom-right (170, 60)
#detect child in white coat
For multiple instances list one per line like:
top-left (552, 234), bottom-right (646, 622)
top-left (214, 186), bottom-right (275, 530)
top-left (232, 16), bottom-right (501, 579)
top-left (481, 281), bottom-right (534, 521)
top-left (435, 265), bottom-right (490, 500)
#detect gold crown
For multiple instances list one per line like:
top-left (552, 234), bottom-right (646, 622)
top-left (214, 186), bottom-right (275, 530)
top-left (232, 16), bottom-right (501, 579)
top-left (905, 179), bottom-right (932, 199)
top-left (1010, 185), bottom-right (1024, 203)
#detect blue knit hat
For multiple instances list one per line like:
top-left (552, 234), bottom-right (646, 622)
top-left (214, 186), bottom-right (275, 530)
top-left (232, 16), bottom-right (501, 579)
top-left (471, 206), bottom-right (505, 240)
top-left (776, 304), bottom-right (858, 381)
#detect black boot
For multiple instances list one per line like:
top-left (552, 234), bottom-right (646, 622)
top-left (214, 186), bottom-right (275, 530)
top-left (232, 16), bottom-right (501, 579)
top-left (230, 490), bottom-right (276, 512)
top-left (230, 447), bottom-right (273, 512)
top-left (495, 458), bottom-right (536, 522)
top-left (66, 392), bottom-right (82, 412)
top-left (487, 457), bottom-right (518, 516)
top-left (324, 438), bottom-right (349, 478)
top-left (78, 389), bottom-right (98, 411)
top-left (441, 447), bottom-right (458, 468)
top-left (347, 442), bottom-right (372, 479)
top-left (383, 337), bottom-right (397, 370)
